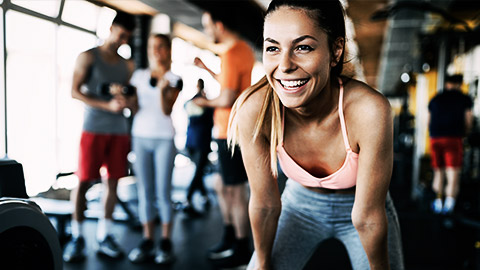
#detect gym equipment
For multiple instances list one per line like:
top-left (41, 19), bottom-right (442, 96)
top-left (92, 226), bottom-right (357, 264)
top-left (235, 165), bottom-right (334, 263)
top-left (98, 83), bottom-right (136, 97)
top-left (0, 159), bottom-right (28, 199)
top-left (0, 198), bottom-right (62, 270)
top-left (0, 159), bottom-right (62, 270)
top-left (149, 75), bottom-right (183, 90)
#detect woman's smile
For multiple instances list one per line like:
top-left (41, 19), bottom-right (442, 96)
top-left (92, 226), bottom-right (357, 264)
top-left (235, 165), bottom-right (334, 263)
top-left (276, 78), bottom-right (310, 94)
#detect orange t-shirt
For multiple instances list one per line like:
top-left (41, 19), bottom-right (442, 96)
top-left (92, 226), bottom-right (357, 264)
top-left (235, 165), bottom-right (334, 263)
top-left (214, 40), bottom-right (255, 139)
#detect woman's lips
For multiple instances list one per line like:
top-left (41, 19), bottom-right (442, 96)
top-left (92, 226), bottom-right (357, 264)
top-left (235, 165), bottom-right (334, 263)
top-left (277, 79), bottom-right (309, 94)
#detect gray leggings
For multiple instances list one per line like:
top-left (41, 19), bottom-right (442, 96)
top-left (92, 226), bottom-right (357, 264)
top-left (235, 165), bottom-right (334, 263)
top-left (248, 180), bottom-right (405, 270)
top-left (132, 137), bottom-right (176, 224)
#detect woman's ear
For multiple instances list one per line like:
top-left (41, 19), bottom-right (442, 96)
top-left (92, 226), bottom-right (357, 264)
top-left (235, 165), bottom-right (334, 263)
top-left (331, 37), bottom-right (345, 67)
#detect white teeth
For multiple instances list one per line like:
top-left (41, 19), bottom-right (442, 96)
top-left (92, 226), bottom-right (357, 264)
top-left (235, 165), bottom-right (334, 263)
top-left (280, 79), bottom-right (308, 88)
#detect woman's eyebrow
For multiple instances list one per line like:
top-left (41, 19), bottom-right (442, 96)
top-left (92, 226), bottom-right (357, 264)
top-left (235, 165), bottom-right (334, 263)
top-left (264, 37), bottom-right (278, 44)
top-left (264, 35), bottom-right (318, 45)
top-left (292, 35), bottom-right (317, 44)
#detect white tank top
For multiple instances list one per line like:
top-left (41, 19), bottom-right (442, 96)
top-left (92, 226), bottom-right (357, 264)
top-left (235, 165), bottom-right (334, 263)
top-left (130, 69), bottom-right (181, 139)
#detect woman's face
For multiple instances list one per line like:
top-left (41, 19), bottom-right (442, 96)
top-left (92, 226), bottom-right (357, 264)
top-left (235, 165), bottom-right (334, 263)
top-left (263, 7), bottom-right (339, 108)
top-left (148, 36), bottom-right (170, 67)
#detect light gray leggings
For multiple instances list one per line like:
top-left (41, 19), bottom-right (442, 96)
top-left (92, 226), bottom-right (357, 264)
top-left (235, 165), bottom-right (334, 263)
top-left (132, 137), bottom-right (176, 224)
top-left (248, 180), bottom-right (405, 270)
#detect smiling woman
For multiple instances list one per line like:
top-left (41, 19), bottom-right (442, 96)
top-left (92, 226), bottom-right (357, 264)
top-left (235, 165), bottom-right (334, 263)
top-left (228, 0), bottom-right (405, 270)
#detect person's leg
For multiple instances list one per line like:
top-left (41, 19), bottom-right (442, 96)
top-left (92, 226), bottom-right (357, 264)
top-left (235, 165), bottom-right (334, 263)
top-left (209, 140), bottom-right (249, 264)
top-left (186, 148), bottom-right (209, 202)
top-left (432, 168), bottom-right (445, 213)
top-left (64, 132), bottom-right (105, 262)
top-left (71, 181), bottom-right (91, 223)
top-left (227, 183), bottom-right (249, 239)
top-left (97, 134), bottom-right (130, 258)
top-left (153, 138), bottom-right (176, 238)
top-left (132, 137), bottom-right (157, 239)
top-left (128, 137), bottom-right (159, 263)
top-left (443, 137), bottom-right (464, 213)
top-left (444, 167), bottom-right (461, 213)
top-left (153, 138), bottom-right (176, 264)
top-left (214, 175), bottom-right (232, 224)
top-left (207, 140), bottom-right (236, 259)
top-left (102, 177), bottom-right (119, 221)
top-left (248, 180), bottom-right (330, 270)
top-left (432, 168), bottom-right (445, 195)
top-left (430, 138), bottom-right (446, 213)
top-left (445, 167), bottom-right (461, 198)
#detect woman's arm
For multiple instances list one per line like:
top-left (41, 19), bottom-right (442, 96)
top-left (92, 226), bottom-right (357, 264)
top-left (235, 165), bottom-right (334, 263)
top-left (350, 87), bottom-right (393, 270)
top-left (158, 77), bottom-right (180, 116)
top-left (236, 93), bottom-right (281, 270)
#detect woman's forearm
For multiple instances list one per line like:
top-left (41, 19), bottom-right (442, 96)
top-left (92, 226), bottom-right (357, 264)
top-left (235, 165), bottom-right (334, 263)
top-left (249, 199), bottom-right (281, 269)
top-left (354, 211), bottom-right (390, 270)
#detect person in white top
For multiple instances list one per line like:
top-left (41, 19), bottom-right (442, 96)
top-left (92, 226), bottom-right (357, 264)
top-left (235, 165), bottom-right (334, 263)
top-left (128, 34), bottom-right (182, 264)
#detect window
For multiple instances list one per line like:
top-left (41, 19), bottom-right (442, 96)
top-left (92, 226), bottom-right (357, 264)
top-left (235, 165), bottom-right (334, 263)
top-left (11, 0), bottom-right (60, 17)
top-left (0, 8), bottom-right (4, 157)
top-left (62, 0), bottom-right (101, 32)
top-left (6, 10), bottom-right (57, 195)
top-left (56, 26), bottom-right (96, 176)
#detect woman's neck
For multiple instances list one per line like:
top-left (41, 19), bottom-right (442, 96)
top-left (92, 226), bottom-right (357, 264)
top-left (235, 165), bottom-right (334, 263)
top-left (150, 63), bottom-right (170, 77)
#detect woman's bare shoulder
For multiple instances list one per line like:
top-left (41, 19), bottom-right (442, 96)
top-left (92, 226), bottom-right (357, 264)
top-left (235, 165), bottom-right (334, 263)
top-left (343, 78), bottom-right (391, 117)
top-left (237, 86), bottom-right (270, 127)
top-left (342, 78), bottom-right (392, 139)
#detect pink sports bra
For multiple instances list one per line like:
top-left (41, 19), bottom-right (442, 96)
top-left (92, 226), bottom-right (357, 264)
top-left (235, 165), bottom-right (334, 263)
top-left (277, 79), bottom-right (358, 189)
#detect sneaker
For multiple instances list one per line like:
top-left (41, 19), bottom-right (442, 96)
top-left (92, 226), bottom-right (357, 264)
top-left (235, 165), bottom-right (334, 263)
top-left (128, 239), bottom-right (155, 263)
top-left (208, 226), bottom-right (235, 260)
top-left (431, 198), bottom-right (443, 214)
top-left (63, 236), bottom-right (86, 263)
top-left (154, 239), bottom-right (174, 264)
top-left (442, 197), bottom-right (456, 215)
top-left (96, 235), bottom-right (124, 259)
top-left (214, 240), bottom-right (251, 269)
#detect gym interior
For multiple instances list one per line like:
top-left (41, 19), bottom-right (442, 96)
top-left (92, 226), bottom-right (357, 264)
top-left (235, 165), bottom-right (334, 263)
top-left (1, 0), bottom-right (480, 269)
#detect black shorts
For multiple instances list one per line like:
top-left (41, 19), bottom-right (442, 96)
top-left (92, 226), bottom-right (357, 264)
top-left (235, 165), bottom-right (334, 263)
top-left (215, 139), bottom-right (247, 185)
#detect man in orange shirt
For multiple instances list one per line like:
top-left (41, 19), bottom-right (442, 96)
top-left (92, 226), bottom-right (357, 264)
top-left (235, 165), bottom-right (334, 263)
top-left (194, 8), bottom-right (255, 269)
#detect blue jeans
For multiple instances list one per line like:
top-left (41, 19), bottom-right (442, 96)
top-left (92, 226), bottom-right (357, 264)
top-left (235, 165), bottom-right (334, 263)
top-left (132, 137), bottom-right (176, 224)
top-left (247, 179), bottom-right (404, 270)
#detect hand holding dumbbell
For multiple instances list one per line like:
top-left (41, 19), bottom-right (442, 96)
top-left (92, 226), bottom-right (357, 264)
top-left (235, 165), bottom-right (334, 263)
top-left (99, 82), bottom-right (136, 98)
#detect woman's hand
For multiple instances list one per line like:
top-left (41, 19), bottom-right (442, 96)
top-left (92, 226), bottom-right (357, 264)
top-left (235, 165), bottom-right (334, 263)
top-left (193, 57), bottom-right (207, 70)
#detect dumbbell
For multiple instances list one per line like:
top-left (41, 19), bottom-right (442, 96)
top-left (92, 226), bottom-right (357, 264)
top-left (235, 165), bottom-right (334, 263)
top-left (98, 83), bottom-right (136, 98)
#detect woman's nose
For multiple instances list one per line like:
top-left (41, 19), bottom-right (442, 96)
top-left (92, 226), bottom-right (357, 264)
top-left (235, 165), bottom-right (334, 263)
top-left (279, 51), bottom-right (297, 73)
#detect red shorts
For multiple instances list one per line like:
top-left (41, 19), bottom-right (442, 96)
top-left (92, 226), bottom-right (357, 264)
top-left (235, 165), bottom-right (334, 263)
top-left (77, 131), bottom-right (130, 182)
top-left (430, 137), bottom-right (463, 169)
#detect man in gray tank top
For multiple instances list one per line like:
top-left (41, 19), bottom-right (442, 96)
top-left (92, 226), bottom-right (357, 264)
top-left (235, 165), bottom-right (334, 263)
top-left (63, 11), bottom-right (137, 263)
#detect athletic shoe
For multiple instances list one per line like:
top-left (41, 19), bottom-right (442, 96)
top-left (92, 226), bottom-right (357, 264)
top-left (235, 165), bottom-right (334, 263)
top-left (154, 239), bottom-right (174, 264)
top-left (208, 225), bottom-right (235, 260)
top-left (442, 197), bottom-right (455, 214)
top-left (128, 239), bottom-right (155, 263)
top-left (214, 239), bottom-right (251, 269)
top-left (431, 198), bottom-right (443, 214)
top-left (63, 236), bottom-right (86, 263)
top-left (96, 235), bottom-right (124, 259)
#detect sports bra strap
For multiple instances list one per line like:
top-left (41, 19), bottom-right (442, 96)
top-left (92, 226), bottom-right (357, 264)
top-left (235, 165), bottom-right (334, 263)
top-left (338, 78), bottom-right (351, 152)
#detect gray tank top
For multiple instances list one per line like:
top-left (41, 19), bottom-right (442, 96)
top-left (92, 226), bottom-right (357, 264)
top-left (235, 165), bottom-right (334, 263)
top-left (82, 47), bottom-right (130, 134)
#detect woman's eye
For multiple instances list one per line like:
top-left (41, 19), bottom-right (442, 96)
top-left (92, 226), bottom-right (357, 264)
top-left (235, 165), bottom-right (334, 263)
top-left (296, 45), bottom-right (313, 52)
top-left (265, 46), bottom-right (279, 53)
